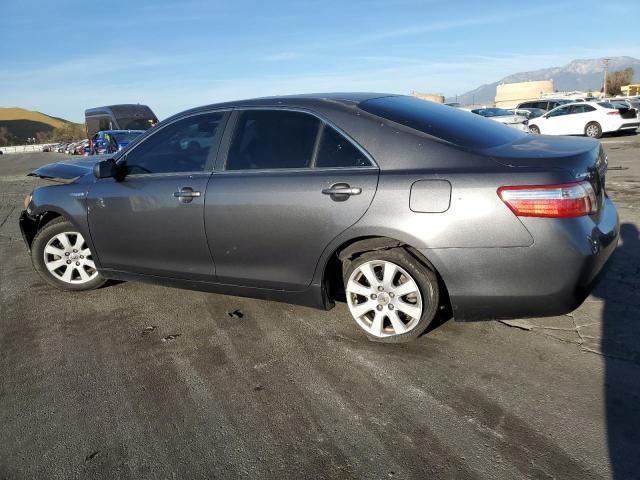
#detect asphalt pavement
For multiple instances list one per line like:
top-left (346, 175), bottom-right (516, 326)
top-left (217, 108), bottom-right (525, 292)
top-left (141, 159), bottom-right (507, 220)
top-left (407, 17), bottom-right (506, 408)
top-left (1, 137), bottom-right (639, 479)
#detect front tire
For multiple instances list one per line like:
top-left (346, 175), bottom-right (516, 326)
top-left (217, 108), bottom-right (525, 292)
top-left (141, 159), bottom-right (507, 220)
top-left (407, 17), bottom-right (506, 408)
top-left (528, 125), bottom-right (540, 134)
top-left (31, 218), bottom-right (106, 291)
top-left (343, 248), bottom-right (439, 343)
top-left (585, 122), bottom-right (602, 138)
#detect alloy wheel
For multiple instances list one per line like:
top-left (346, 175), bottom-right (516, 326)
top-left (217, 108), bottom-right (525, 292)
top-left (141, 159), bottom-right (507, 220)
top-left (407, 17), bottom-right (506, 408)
top-left (346, 260), bottom-right (423, 338)
top-left (43, 232), bottom-right (98, 284)
top-left (586, 124), bottom-right (600, 137)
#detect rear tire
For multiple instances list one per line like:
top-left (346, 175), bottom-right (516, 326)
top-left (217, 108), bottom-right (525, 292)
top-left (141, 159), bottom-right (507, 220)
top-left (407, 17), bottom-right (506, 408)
top-left (528, 125), bottom-right (540, 134)
top-left (343, 248), bottom-right (439, 343)
top-left (585, 122), bottom-right (602, 138)
top-left (31, 217), bottom-right (106, 291)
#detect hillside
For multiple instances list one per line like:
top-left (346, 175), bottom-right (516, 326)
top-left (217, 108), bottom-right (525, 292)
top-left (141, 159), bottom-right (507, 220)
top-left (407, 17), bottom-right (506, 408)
top-left (0, 107), bottom-right (81, 145)
top-left (446, 56), bottom-right (640, 105)
top-left (0, 108), bottom-right (71, 129)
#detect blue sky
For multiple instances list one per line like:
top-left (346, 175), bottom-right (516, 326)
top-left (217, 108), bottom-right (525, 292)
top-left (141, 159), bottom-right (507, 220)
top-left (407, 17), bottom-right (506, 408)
top-left (1, 0), bottom-right (639, 122)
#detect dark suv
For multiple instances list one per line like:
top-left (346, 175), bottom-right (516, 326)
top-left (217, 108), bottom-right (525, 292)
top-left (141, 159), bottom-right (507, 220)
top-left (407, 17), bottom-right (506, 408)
top-left (20, 94), bottom-right (619, 342)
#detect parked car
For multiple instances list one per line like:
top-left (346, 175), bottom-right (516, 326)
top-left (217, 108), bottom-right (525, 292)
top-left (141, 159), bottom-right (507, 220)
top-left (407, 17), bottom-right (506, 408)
top-left (74, 140), bottom-right (90, 156)
top-left (507, 107), bottom-right (546, 119)
top-left (20, 94), bottom-right (618, 343)
top-left (516, 99), bottom-right (574, 112)
top-left (467, 107), bottom-right (529, 131)
top-left (89, 130), bottom-right (145, 155)
top-left (528, 101), bottom-right (639, 138)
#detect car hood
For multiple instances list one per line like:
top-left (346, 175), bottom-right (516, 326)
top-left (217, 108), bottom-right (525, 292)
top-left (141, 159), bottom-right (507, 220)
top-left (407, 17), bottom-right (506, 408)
top-left (28, 155), bottom-right (111, 180)
top-left (486, 134), bottom-right (603, 177)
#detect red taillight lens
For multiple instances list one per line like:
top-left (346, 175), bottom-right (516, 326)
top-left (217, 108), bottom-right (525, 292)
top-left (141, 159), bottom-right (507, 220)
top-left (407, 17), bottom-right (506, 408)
top-left (498, 181), bottom-right (598, 218)
top-left (607, 111), bottom-right (620, 115)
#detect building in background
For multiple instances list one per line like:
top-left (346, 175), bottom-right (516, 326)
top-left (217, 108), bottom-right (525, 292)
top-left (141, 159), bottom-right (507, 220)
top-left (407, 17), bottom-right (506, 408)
top-left (621, 84), bottom-right (640, 96)
top-left (410, 91), bottom-right (445, 103)
top-left (494, 80), bottom-right (554, 108)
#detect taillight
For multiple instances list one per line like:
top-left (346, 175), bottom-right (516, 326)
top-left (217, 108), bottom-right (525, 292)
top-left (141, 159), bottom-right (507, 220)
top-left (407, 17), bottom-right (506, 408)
top-left (498, 181), bottom-right (598, 218)
top-left (607, 111), bottom-right (620, 115)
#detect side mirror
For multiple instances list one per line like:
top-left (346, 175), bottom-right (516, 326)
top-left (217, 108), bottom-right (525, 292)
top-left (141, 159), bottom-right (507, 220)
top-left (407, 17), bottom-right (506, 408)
top-left (93, 158), bottom-right (117, 179)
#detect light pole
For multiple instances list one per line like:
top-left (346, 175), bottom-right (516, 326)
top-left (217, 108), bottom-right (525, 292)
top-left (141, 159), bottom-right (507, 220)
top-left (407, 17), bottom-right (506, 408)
top-left (603, 58), bottom-right (610, 98)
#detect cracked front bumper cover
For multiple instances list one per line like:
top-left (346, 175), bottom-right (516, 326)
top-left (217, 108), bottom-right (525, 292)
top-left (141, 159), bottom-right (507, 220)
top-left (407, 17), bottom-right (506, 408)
top-left (18, 210), bottom-right (37, 252)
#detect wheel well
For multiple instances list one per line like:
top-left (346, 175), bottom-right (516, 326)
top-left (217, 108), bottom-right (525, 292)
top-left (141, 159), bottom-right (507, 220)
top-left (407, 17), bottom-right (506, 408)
top-left (323, 236), bottom-right (450, 313)
top-left (22, 211), bottom-right (62, 248)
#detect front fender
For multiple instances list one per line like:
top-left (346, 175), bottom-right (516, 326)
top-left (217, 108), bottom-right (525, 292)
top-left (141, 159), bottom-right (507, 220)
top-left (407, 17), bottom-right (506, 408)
top-left (25, 184), bottom-right (99, 265)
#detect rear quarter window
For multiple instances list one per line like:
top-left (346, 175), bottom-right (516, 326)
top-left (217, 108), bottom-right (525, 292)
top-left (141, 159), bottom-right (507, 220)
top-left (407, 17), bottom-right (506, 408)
top-left (360, 96), bottom-right (525, 150)
top-left (316, 126), bottom-right (371, 168)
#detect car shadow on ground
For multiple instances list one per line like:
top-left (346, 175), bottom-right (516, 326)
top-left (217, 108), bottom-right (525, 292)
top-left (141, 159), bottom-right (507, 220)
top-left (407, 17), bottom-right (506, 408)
top-left (596, 223), bottom-right (640, 478)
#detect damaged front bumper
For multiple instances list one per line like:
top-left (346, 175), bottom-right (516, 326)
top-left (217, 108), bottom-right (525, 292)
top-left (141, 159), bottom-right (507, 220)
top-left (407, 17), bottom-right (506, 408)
top-left (18, 210), bottom-right (38, 252)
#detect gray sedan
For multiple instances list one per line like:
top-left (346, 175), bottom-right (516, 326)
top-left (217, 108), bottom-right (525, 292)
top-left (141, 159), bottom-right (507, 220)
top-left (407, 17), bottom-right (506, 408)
top-left (20, 94), bottom-right (619, 342)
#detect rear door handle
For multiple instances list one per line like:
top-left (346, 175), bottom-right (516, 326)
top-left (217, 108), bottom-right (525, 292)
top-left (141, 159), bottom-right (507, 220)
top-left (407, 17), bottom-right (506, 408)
top-left (174, 187), bottom-right (201, 203)
top-left (322, 184), bottom-right (362, 196)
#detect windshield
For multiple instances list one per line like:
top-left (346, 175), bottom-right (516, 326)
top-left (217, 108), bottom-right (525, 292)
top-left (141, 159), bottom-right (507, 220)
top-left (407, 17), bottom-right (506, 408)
top-left (471, 107), bottom-right (513, 117)
top-left (118, 117), bottom-right (157, 130)
top-left (360, 96), bottom-right (525, 150)
top-left (111, 131), bottom-right (144, 144)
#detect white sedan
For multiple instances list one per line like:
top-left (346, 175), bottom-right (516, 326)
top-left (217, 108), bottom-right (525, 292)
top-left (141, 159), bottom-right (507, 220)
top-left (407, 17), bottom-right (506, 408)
top-left (528, 101), bottom-right (639, 138)
top-left (467, 107), bottom-right (529, 132)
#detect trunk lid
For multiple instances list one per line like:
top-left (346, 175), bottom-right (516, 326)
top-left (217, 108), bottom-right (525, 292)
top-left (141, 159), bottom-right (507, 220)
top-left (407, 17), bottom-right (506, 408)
top-left (486, 134), bottom-right (607, 209)
top-left (619, 107), bottom-right (637, 119)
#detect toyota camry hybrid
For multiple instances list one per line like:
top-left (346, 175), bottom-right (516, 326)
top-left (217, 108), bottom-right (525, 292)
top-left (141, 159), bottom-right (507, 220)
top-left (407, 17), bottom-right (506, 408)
top-left (20, 94), bottom-right (619, 342)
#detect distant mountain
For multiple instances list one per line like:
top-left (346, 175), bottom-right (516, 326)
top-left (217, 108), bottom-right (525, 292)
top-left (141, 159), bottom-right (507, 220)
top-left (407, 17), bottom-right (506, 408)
top-left (446, 56), bottom-right (640, 105)
top-left (0, 107), bottom-right (80, 145)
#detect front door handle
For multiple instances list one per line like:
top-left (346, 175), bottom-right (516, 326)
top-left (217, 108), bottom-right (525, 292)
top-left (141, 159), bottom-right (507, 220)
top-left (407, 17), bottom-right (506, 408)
top-left (174, 187), bottom-right (201, 203)
top-left (322, 183), bottom-right (362, 197)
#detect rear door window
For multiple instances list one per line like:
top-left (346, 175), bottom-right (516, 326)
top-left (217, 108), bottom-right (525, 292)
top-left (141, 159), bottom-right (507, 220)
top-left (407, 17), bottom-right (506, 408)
top-left (226, 110), bottom-right (320, 170)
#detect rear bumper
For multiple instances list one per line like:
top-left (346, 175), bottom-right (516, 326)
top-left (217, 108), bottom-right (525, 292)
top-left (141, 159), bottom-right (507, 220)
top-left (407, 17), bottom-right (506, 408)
top-left (617, 122), bottom-right (639, 131)
top-left (422, 197), bottom-right (619, 320)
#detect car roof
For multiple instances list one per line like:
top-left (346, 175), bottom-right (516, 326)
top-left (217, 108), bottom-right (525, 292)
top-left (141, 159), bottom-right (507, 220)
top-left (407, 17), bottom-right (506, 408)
top-left (520, 98), bottom-right (574, 104)
top-left (173, 92), bottom-right (396, 117)
top-left (547, 101), bottom-right (613, 110)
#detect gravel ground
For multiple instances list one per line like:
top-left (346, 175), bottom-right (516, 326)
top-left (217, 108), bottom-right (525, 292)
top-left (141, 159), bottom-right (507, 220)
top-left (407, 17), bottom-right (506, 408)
top-left (1, 136), bottom-right (639, 479)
